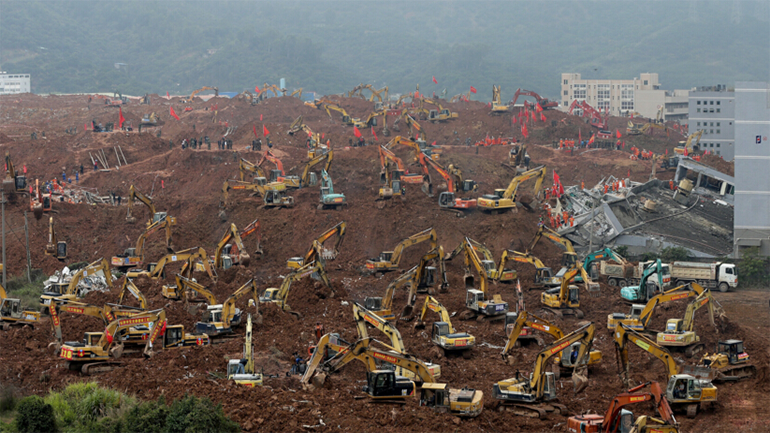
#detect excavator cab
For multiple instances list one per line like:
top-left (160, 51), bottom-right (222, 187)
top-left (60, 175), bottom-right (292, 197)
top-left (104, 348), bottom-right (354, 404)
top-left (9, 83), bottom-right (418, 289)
top-left (432, 322), bottom-right (451, 340)
top-left (568, 285), bottom-right (580, 307)
top-left (268, 170), bottom-right (283, 183)
top-left (438, 191), bottom-right (455, 208)
top-left (665, 319), bottom-right (684, 334)
top-left (152, 212), bottom-right (168, 224)
top-left (363, 370), bottom-right (414, 399)
top-left (534, 267), bottom-right (555, 285)
top-left (481, 260), bottom-right (496, 276)
top-left (364, 297), bottom-right (382, 311)
top-left (416, 266), bottom-right (436, 293)
top-left (716, 340), bottom-right (747, 365)
top-left (562, 252), bottom-right (578, 269)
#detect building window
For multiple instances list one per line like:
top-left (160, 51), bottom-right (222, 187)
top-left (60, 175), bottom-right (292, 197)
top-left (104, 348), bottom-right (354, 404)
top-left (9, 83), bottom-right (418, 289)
top-left (717, 122), bottom-right (720, 126)
top-left (710, 122), bottom-right (714, 126)
top-left (564, 90), bottom-right (568, 96)
top-left (710, 108), bottom-right (714, 113)
top-left (717, 143), bottom-right (720, 147)
top-left (710, 101), bottom-right (714, 105)
top-left (563, 79), bottom-right (568, 85)
top-left (644, 80), bottom-right (648, 85)
top-left (717, 101), bottom-right (720, 105)
top-left (716, 151), bottom-right (720, 155)
top-left (697, 108), bottom-right (701, 113)
top-left (710, 129), bottom-right (714, 134)
top-left (716, 108), bottom-right (720, 113)
top-left (717, 129), bottom-right (720, 134)
top-left (697, 101), bottom-right (701, 105)
top-left (697, 122), bottom-right (701, 126)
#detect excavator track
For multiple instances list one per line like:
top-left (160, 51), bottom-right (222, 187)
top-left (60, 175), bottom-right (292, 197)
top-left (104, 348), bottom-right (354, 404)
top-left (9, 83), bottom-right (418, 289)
top-left (496, 402), bottom-right (567, 419)
top-left (540, 307), bottom-right (584, 319)
top-left (715, 365), bottom-right (756, 382)
top-left (80, 361), bottom-right (124, 375)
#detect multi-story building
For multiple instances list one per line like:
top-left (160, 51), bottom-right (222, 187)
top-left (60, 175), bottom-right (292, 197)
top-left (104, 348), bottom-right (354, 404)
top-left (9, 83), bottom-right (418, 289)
top-left (560, 72), bottom-right (688, 121)
top-left (0, 72), bottom-right (31, 95)
top-left (688, 85), bottom-right (735, 161)
top-left (733, 81), bottom-right (770, 257)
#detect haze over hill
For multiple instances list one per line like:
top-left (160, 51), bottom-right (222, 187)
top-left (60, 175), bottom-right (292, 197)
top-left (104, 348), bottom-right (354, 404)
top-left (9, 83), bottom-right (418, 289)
top-left (1, 0), bottom-right (769, 98)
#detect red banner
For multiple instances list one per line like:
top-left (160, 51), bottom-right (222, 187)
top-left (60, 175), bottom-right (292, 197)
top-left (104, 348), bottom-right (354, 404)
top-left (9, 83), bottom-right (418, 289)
top-left (169, 106), bottom-right (180, 120)
top-left (263, 125), bottom-right (270, 136)
top-left (354, 126), bottom-right (361, 138)
top-left (470, 86), bottom-right (477, 94)
top-left (118, 107), bottom-right (125, 129)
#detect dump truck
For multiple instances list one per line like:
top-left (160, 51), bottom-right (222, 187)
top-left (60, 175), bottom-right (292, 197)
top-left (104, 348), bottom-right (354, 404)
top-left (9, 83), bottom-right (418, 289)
top-left (668, 261), bottom-right (737, 293)
top-left (601, 260), bottom-right (671, 289)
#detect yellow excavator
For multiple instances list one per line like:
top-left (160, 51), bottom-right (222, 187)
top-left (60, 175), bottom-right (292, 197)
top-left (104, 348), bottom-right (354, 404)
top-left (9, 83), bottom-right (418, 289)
top-left (323, 103), bottom-right (380, 128)
top-left (540, 266), bottom-right (586, 318)
top-left (502, 250), bottom-right (561, 287)
top-left (420, 97), bottom-right (458, 122)
top-left (446, 237), bottom-right (517, 282)
top-left (501, 311), bottom-right (602, 375)
top-left (227, 314), bottom-right (263, 386)
top-left (526, 225), bottom-right (578, 275)
top-left (1, 277), bottom-right (40, 330)
top-left (259, 259), bottom-right (331, 315)
top-left (477, 165), bottom-right (545, 213)
top-left (384, 135), bottom-right (441, 162)
top-left (364, 246), bottom-right (448, 321)
top-left (44, 216), bottom-right (67, 260)
top-left (352, 302), bottom-right (441, 379)
top-left (613, 323), bottom-right (717, 418)
top-left (221, 179), bottom-right (295, 208)
top-left (462, 237), bottom-right (509, 320)
top-left (48, 298), bottom-right (149, 352)
top-left (686, 339), bottom-right (755, 383)
top-left (656, 289), bottom-right (724, 357)
top-left (126, 185), bottom-right (171, 227)
top-left (607, 283), bottom-right (704, 332)
top-left (59, 309), bottom-right (210, 375)
top-left (111, 214), bottom-right (175, 269)
top-left (295, 149), bottom-right (334, 187)
top-left (126, 247), bottom-right (216, 283)
top-left (491, 85), bottom-right (512, 114)
top-left (258, 150), bottom-right (302, 188)
top-left (287, 221), bottom-right (346, 269)
top-left (287, 116), bottom-right (327, 159)
top-left (414, 296), bottom-right (475, 358)
top-left (3, 152), bottom-right (28, 194)
top-left (116, 278), bottom-right (148, 311)
top-left (674, 130), bottom-right (704, 155)
top-left (195, 278), bottom-right (259, 336)
top-left (365, 227), bottom-right (437, 274)
top-left (239, 157), bottom-right (268, 182)
top-left (303, 336), bottom-right (484, 417)
top-left (39, 258), bottom-right (113, 310)
top-left (379, 145), bottom-right (423, 189)
top-left (211, 222), bottom-right (254, 269)
top-left (493, 322), bottom-right (595, 418)
top-left (189, 86), bottom-right (219, 100)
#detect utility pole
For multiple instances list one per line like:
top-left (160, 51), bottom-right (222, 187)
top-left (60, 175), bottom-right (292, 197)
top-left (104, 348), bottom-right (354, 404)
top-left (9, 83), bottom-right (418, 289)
top-left (24, 211), bottom-right (31, 283)
top-left (2, 190), bottom-right (6, 287)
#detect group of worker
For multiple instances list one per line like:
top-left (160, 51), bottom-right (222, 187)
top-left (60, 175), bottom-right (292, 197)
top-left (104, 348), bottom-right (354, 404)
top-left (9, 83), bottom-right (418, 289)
top-left (602, 179), bottom-right (628, 194)
top-left (181, 137), bottom-right (211, 150)
top-left (629, 146), bottom-right (655, 161)
top-left (541, 202), bottom-right (575, 229)
top-left (218, 138), bottom-right (233, 150)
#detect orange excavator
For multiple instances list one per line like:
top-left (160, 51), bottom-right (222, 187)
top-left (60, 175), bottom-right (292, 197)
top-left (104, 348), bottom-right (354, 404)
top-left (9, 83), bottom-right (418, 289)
top-left (259, 150), bottom-right (301, 188)
top-left (511, 89), bottom-right (559, 110)
top-left (568, 381), bottom-right (679, 433)
top-left (418, 152), bottom-right (476, 212)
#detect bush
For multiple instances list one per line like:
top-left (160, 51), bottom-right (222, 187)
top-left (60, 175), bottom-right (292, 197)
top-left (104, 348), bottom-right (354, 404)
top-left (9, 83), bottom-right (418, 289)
top-left (123, 396), bottom-right (168, 433)
top-left (45, 382), bottom-right (136, 432)
top-left (738, 247), bottom-right (770, 286)
top-left (660, 246), bottom-right (690, 262)
top-left (165, 394), bottom-right (239, 433)
top-left (641, 252), bottom-right (659, 262)
top-left (614, 245), bottom-right (629, 258)
top-left (15, 396), bottom-right (57, 433)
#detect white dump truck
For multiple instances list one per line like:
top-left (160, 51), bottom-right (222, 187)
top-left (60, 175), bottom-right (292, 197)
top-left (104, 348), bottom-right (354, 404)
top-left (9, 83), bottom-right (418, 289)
top-left (669, 261), bottom-right (737, 292)
top-left (600, 260), bottom-right (671, 289)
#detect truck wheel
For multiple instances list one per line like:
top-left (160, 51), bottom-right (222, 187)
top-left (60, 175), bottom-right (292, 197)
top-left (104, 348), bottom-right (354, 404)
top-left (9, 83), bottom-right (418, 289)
top-left (718, 282), bottom-right (729, 293)
top-left (608, 278), bottom-right (618, 287)
top-left (618, 280), bottom-right (628, 288)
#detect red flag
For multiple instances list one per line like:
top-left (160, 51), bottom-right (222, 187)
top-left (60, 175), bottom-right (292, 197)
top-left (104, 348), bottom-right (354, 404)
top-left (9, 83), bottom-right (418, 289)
top-left (432, 76), bottom-right (438, 84)
top-left (371, 126), bottom-right (378, 141)
top-left (322, 133), bottom-right (325, 139)
top-left (535, 103), bottom-right (543, 113)
top-left (105, 328), bottom-right (113, 344)
top-left (308, 130), bottom-right (312, 138)
top-left (166, 91), bottom-right (170, 98)
top-left (253, 125), bottom-right (258, 137)
top-left (255, 85), bottom-right (260, 93)
top-left (665, 148), bottom-right (668, 156)
top-left (415, 133), bottom-right (420, 140)
top-left (531, 111), bottom-right (536, 122)
top-left (260, 114), bottom-right (263, 121)
top-left (118, 107), bottom-right (125, 129)
top-left (470, 86), bottom-right (477, 94)
top-left (559, 181), bottom-right (565, 196)
top-left (588, 133), bottom-right (595, 145)
top-left (84, 122), bottom-right (87, 131)
top-left (683, 147), bottom-right (689, 156)
top-left (353, 126), bottom-right (362, 138)
top-left (431, 141), bottom-right (437, 146)
top-left (553, 170), bottom-right (560, 186)
top-left (91, 121), bottom-right (95, 130)
top-left (579, 129), bottom-right (582, 142)
top-left (540, 113), bottom-right (546, 122)
top-left (169, 106), bottom-right (180, 120)
top-left (263, 125), bottom-right (270, 136)
top-left (521, 123), bottom-right (529, 138)
top-left (616, 129), bottom-right (621, 138)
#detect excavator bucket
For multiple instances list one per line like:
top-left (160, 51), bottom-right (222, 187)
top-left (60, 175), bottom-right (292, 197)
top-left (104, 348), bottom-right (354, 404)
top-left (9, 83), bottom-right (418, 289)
top-left (239, 252), bottom-right (251, 267)
top-left (33, 203), bottom-right (43, 219)
top-left (45, 242), bottom-right (56, 256)
top-left (401, 304), bottom-right (414, 319)
top-left (2, 178), bottom-right (14, 193)
top-left (572, 369), bottom-right (589, 394)
top-left (126, 215), bottom-right (137, 224)
top-left (311, 372), bottom-right (327, 389)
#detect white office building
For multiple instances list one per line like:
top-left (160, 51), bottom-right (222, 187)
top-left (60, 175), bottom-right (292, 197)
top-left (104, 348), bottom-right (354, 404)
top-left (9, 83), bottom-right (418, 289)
top-left (0, 72), bottom-right (31, 95)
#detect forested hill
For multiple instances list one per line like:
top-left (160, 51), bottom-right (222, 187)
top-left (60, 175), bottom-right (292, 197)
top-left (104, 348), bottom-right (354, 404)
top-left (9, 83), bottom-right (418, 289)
top-left (1, 1), bottom-right (768, 99)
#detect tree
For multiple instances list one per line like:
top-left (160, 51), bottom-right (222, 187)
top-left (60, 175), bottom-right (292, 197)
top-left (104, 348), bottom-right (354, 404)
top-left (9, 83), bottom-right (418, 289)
top-left (15, 396), bottom-right (58, 433)
top-left (659, 247), bottom-right (690, 262)
top-left (164, 394), bottom-right (239, 433)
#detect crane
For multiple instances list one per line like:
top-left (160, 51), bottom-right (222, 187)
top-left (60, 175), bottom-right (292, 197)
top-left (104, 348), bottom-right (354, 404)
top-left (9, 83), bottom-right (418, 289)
top-left (462, 237), bottom-right (508, 320)
top-left (365, 227), bottom-right (437, 274)
top-left (493, 322), bottom-right (595, 418)
top-left (414, 295), bottom-right (475, 358)
top-left (287, 221), bottom-right (346, 269)
top-left (613, 323), bottom-right (717, 418)
top-left (477, 165), bottom-right (545, 213)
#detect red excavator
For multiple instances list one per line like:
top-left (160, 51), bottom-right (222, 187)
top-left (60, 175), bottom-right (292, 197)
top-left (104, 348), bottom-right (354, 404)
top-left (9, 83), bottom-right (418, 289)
top-left (567, 381), bottom-right (679, 433)
top-left (511, 89), bottom-right (558, 110)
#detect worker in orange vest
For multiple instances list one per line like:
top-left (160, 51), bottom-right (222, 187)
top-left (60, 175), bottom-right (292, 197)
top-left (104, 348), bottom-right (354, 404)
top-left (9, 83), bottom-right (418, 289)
top-left (669, 180), bottom-right (674, 190)
top-left (569, 215), bottom-right (575, 227)
top-left (562, 211), bottom-right (569, 226)
top-left (604, 184), bottom-right (609, 194)
top-left (581, 181), bottom-right (585, 190)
